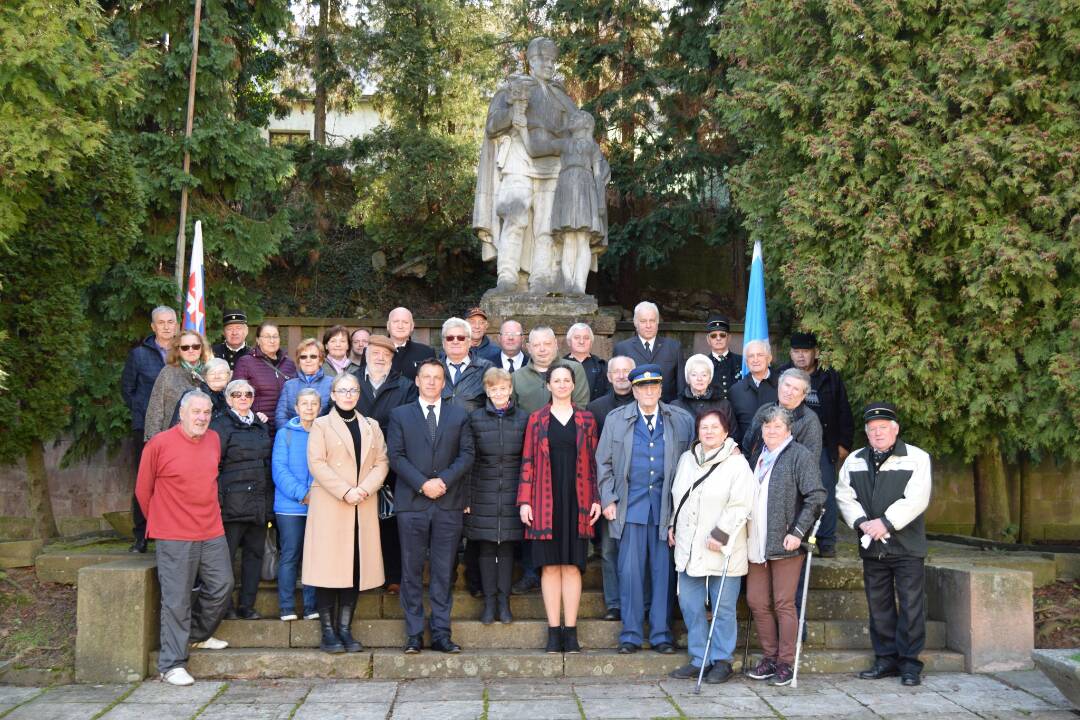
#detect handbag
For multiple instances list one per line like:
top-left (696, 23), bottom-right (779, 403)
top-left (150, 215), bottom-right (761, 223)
top-left (260, 524), bottom-right (279, 581)
top-left (377, 485), bottom-right (395, 520)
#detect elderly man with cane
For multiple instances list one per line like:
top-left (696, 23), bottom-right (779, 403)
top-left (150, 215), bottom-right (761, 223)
top-left (837, 402), bottom-right (932, 687)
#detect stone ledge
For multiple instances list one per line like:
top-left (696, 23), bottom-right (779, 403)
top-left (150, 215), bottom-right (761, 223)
top-left (0, 539), bottom-right (43, 569)
top-left (75, 557), bottom-right (159, 683)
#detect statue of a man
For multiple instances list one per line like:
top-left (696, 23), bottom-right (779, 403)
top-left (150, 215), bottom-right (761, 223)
top-left (474, 37), bottom-right (607, 294)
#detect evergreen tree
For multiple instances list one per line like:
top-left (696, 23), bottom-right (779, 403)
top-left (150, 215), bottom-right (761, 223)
top-left (715, 0), bottom-right (1080, 539)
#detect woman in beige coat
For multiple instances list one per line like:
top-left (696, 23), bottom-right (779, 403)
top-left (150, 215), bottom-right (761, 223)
top-left (303, 372), bottom-right (388, 653)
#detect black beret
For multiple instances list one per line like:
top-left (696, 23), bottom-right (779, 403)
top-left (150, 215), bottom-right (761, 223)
top-left (790, 332), bottom-right (817, 349)
top-left (222, 309), bottom-right (247, 326)
top-left (706, 315), bottom-right (730, 333)
top-left (863, 402), bottom-right (898, 424)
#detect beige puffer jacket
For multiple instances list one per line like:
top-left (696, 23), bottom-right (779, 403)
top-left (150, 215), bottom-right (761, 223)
top-left (669, 438), bottom-right (754, 578)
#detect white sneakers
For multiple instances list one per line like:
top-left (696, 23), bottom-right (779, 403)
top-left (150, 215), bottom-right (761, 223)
top-left (280, 613), bottom-right (299, 621)
top-left (303, 611), bottom-right (320, 620)
top-left (191, 636), bottom-right (229, 650)
top-left (162, 667), bottom-right (195, 686)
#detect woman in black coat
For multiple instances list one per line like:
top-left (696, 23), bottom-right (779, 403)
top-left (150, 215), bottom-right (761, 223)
top-left (466, 367), bottom-right (527, 624)
top-left (210, 378), bottom-right (274, 620)
top-left (673, 353), bottom-right (738, 443)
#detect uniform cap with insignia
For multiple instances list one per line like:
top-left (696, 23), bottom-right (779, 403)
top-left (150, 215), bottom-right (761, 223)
top-left (629, 364), bottom-right (664, 385)
top-left (222, 309), bottom-right (247, 327)
top-left (863, 402), bottom-right (898, 423)
top-left (706, 314), bottom-right (730, 333)
top-left (790, 332), bottom-right (817, 349)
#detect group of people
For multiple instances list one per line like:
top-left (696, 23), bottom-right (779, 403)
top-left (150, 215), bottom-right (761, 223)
top-left (126, 301), bottom-right (932, 692)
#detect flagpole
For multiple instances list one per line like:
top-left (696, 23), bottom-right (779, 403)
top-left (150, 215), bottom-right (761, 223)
top-left (174, 0), bottom-right (203, 302)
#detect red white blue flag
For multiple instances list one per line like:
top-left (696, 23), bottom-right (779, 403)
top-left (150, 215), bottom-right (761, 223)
top-left (183, 220), bottom-right (206, 336)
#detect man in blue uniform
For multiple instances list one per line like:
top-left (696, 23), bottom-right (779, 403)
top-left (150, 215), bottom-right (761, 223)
top-left (597, 364), bottom-right (695, 654)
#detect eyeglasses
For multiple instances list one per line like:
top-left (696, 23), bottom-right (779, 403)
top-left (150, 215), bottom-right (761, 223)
top-left (708, 332), bottom-right (728, 340)
top-left (260, 335), bottom-right (280, 340)
top-left (444, 335), bottom-right (468, 342)
top-left (298, 354), bottom-right (320, 361)
top-left (179, 343), bottom-right (202, 351)
top-left (500, 332), bottom-right (523, 337)
top-left (335, 388), bottom-right (360, 397)
top-left (230, 391), bottom-right (254, 398)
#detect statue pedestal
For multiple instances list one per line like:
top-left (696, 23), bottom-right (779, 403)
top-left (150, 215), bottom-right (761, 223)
top-left (480, 291), bottom-right (616, 356)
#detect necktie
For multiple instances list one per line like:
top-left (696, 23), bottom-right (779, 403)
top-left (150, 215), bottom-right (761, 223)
top-left (451, 362), bottom-right (463, 385)
top-left (645, 413), bottom-right (655, 434)
top-left (507, 358), bottom-right (515, 373)
top-left (644, 341), bottom-right (652, 355)
top-left (426, 404), bottom-right (437, 444)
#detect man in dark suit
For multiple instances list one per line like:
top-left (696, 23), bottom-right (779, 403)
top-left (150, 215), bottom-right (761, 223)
top-left (729, 339), bottom-right (778, 442)
top-left (387, 306), bottom-right (436, 380)
top-left (387, 358), bottom-right (475, 654)
top-left (612, 301), bottom-right (683, 402)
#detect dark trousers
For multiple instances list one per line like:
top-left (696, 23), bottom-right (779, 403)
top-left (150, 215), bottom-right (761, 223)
top-left (474, 540), bottom-right (515, 599)
top-left (814, 452), bottom-right (838, 549)
top-left (863, 554), bottom-right (926, 674)
top-left (224, 521), bottom-right (266, 611)
top-left (131, 431), bottom-right (147, 542)
top-left (462, 540), bottom-right (482, 592)
top-left (156, 536), bottom-right (233, 673)
top-left (398, 505), bottom-right (464, 640)
top-left (380, 515), bottom-right (402, 585)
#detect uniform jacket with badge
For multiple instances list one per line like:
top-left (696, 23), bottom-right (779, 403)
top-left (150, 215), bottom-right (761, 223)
top-left (302, 410), bottom-right (389, 589)
top-left (708, 351), bottom-right (743, 401)
top-left (669, 439), bottom-right (754, 578)
top-left (836, 440), bottom-right (931, 558)
top-left (596, 401), bottom-right (695, 540)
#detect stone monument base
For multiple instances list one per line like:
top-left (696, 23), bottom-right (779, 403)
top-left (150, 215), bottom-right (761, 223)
top-left (480, 291), bottom-right (615, 356)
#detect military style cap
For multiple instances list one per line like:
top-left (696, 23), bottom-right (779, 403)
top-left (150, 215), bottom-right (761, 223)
top-left (367, 334), bottom-right (396, 353)
top-left (790, 332), bottom-right (817, 349)
top-left (465, 307), bottom-right (488, 320)
top-left (706, 314), bottom-right (730, 333)
top-left (863, 402), bottom-right (898, 423)
top-left (222, 309), bottom-right (247, 326)
top-left (629, 364), bottom-right (664, 385)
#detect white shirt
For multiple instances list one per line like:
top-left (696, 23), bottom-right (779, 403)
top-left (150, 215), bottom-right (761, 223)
top-left (419, 397), bottom-right (442, 425)
top-left (501, 351), bottom-right (526, 371)
top-left (712, 351), bottom-right (729, 362)
top-left (748, 435), bottom-right (793, 563)
top-left (638, 335), bottom-right (657, 351)
top-left (445, 355), bottom-right (470, 383)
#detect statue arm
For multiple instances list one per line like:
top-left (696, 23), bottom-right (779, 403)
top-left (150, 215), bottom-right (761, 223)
top-left (486, 93), bottom-right (514, 138)
top-left (524, 128), bottom-right (563, 157)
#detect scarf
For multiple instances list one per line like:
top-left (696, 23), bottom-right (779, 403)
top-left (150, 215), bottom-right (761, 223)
top-left (180, 359), bottom-right (205, 379)
top-left (693, 437), bottom-right (737, 467)
top-left (872, 445), bottom-right (895, 472)
top-left (326, 354), bottom-right (350, 374)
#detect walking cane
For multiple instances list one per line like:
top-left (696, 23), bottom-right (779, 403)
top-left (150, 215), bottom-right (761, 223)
top-left (740, 616), bottom-right (752, 674)
top-left (694, 553), bottom-right (732, 695)
top-left (790, 514), bottom-right (823, 689)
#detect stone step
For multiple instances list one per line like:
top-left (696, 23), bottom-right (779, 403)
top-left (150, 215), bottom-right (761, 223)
top-left (252, 588), bottom-right (870, 621)
top-left (214, 617), bottom-right (947, 651)
top-left (163, 647), bottom-right (964, 679)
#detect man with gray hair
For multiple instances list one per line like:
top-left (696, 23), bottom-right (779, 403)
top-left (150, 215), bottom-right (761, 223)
top-left (744, 367), bottom-right (823, 466)
top-left (439, 317), bottom-right (494, 414)
top-left (121, 305), bottom-right (178, 553)
top-left (612, 301), bottom-right (683, 402)
top-left (136, 391), bottom-right (233, 686)
top-left (729, 339), bottom-right (778, 443)
top-left (564, 321), bottom-right (608, 401)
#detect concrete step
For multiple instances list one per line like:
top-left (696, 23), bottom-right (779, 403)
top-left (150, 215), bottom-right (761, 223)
top-left (163, 647), bottom-right (964, 679)
top-left (252, 588), bottom-right (870, 621)
top-left (214, 617), bottom-right (947, 651)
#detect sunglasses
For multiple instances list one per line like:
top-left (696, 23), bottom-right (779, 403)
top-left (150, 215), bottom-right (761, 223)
top-left (298, 354), bottom-right (320, 361)
top-left (708, 333), bottom-right (728, 340)
top-left (179, 343), bottom-right (202, 351)
top-left (444, 335), bottom-right (468, 342)
top-left (230, 391), bottom-right (254, 398)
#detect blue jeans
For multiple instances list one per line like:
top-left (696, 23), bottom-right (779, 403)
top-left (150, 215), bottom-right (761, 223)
top-left (815, 452), bottom-right (838, 548)
top-left (678, 571), bottom-right (742, 669)
top-left (600, 518), bottom-right (620, 610)
top-left (275, 513), bottom-right (317, 615)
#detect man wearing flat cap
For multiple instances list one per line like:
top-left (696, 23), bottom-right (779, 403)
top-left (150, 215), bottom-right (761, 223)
top-left (836, 403), bottom-right (932, 688)
top-left (779, 331), bottom-right (854, 557)
top-left (212, 310), bottom-right (250, 369)
top-left (597, 364), bottom-right (695, 654)
top-left (704, 315), bottom-right (742, 401)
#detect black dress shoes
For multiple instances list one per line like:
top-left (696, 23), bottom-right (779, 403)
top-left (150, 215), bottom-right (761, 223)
top-left (236, 607), bottom-right (262, 620)
top-left (617, 642), bottom-right (639, 654)
top-left (430, 637), bottom-right (462, 654)
top-left (404, 634), bottom-right (423, 654)
top-left (818, 546), bottom-right (837, 558)
top-left (603, 608), bottom-right (621, 621)
top-left (653, 642), bottom-right (676, 654)
top-left (901, 672), bottom-right (921, 687)
top-left (129, 538), bottom-right (147, 553)
top-left (858, 663), bottom-right (900, 680)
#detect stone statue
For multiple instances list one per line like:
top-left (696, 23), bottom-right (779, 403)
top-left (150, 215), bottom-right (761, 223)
top-left (473, 37), bottom-right (610, 295)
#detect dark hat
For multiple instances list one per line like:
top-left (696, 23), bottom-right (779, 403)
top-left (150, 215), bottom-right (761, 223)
top-left (465, 307), bottom-right (488, 320)
top-left (222, 309), bottom-right (247, 326)
top-left (629, 364), bottom-right (664, 386)
top-left (863, 402), bottom-right (898, 424)
top-left (706, 314), bottom-right (730, 333)
top-left (367, 335), bottom-right (396, 353)
top-left (790, 332), bottom-right (817, 350)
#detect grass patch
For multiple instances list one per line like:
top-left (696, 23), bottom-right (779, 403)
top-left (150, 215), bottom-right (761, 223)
top-left (0, 568), bottom-right (76, 673)
top-left (41, 538), bottom-right (132, 554)
top-left (1071, 652), bottom-right (1080, 663)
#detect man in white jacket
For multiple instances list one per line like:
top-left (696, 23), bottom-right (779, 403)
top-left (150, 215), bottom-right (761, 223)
top-left (836, 402), bottom-right (932, 688)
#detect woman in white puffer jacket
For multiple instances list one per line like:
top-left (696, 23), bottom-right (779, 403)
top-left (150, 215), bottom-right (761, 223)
top-left (666, 409), bottom-right (754, 684)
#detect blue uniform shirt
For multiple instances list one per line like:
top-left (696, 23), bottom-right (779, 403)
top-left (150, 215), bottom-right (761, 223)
top-left (626, 411), bottom-right (665, 525)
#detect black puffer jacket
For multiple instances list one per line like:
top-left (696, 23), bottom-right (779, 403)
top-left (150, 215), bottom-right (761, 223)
top-left (465, 400), bottom-right (527, 542)
top-left (211, 410), bottom-right (273, 524)
top-left (671, 385), bottom-right (739, 446)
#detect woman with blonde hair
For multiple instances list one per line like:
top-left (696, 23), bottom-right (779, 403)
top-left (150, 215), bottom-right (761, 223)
top-left (144, 330), bottom-right (212, 439)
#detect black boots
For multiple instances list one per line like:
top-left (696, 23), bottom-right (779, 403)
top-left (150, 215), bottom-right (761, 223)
top-left (497, 594), bottom-right (513, 624)
top-left (546, 626), bottom-right (563, 653)
top-left (479, 555), bottom-right (497, 625)
top-left (337, 600), bottom-right (362, 653)
top-left (562, 626), bottom-right (580, 653)
top-left (319, 608), bottom-right (344, 654)
top-left (496, 553), bottom-right (514, 624)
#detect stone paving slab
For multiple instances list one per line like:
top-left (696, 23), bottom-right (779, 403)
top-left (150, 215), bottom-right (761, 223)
top-left (303, 680), bottom-right (398, 703)
top-left (4, 702), bottom-right (112, 720)
top-left (763, 690), bottom-right (868, 716)
top-left (947, 689), bottom-right (1059, 713)
top-left (122, 680), bottom-right (227, 703)
top-left (992, 670), bottom-right (1073, 708)
top-left (393, 678), bottom-right (484, 701)
top-left (197, 702), bottom-right (298, 719)
top-left (577, 695), bottom-right (681, 718)
top-left (99, 702), bottom-right (202, 719)
top-left (487, 698), bottom-right (583, 719)
top-left (0, 687), bottom-right (42, 705)
top-left (292, 703), bottom-right (394, 720)
top-left (387, 699), bottom-right (485, 720)
top-left (36, 684), bottom-right (133, 703)
top-left (216, 679), bottom-right (312, 704)
top-left (671, 694), bottom-right (775, 718)
top-left (485, 679), bottom-right (576, 699)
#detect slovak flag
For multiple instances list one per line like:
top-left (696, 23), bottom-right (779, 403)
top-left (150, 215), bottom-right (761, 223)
top-left (183, 220), bottom-right (206, 336)
top-left (741, 240), bottom-right (769, 377)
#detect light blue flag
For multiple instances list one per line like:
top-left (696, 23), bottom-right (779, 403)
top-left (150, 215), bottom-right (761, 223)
top-left (741, 240), bottom-right (769, 377)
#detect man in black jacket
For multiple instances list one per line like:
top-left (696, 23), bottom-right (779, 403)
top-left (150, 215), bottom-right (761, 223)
top-left (704, 314), bottom-right (742, 401)
top-left (565, 322), bottom-right (609, 401)
top-left (211, 309), bottom-right (250, 369)
top-left (439, 317), bottom-right (494, 413)
top-left (729, 339), bottom-right (778, 442)
top-left (780, 332), bottom-right (855, 557)
top-left (387, 307), bottom-right (436, 380)
top-left (387, 358), bottom-right (475, 654)
top-left (120, 305), bottom-right (176, 552)
top-left (837, 403), bottom-right (932, 688)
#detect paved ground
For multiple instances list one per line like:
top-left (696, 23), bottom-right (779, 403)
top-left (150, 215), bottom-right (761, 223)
top-left (0, 671), bottom-right (1075, 719)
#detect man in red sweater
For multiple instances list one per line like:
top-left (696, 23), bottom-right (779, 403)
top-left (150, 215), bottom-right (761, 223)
top-left (136, 390), bottom-right (234, 686)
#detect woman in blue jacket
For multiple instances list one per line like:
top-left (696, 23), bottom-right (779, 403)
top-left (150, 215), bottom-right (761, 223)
top-left (275, 338), bottom-right (333, 428)
top-left (272, 387), bottom-right (322, 620)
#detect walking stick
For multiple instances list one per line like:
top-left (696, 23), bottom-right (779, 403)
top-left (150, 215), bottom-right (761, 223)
top-left (694, 553), bottom-right (732, 695)
top-left (741, 616), bottom-right (752, 674)
top-left (790, 514), bottom-right (823, 689)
